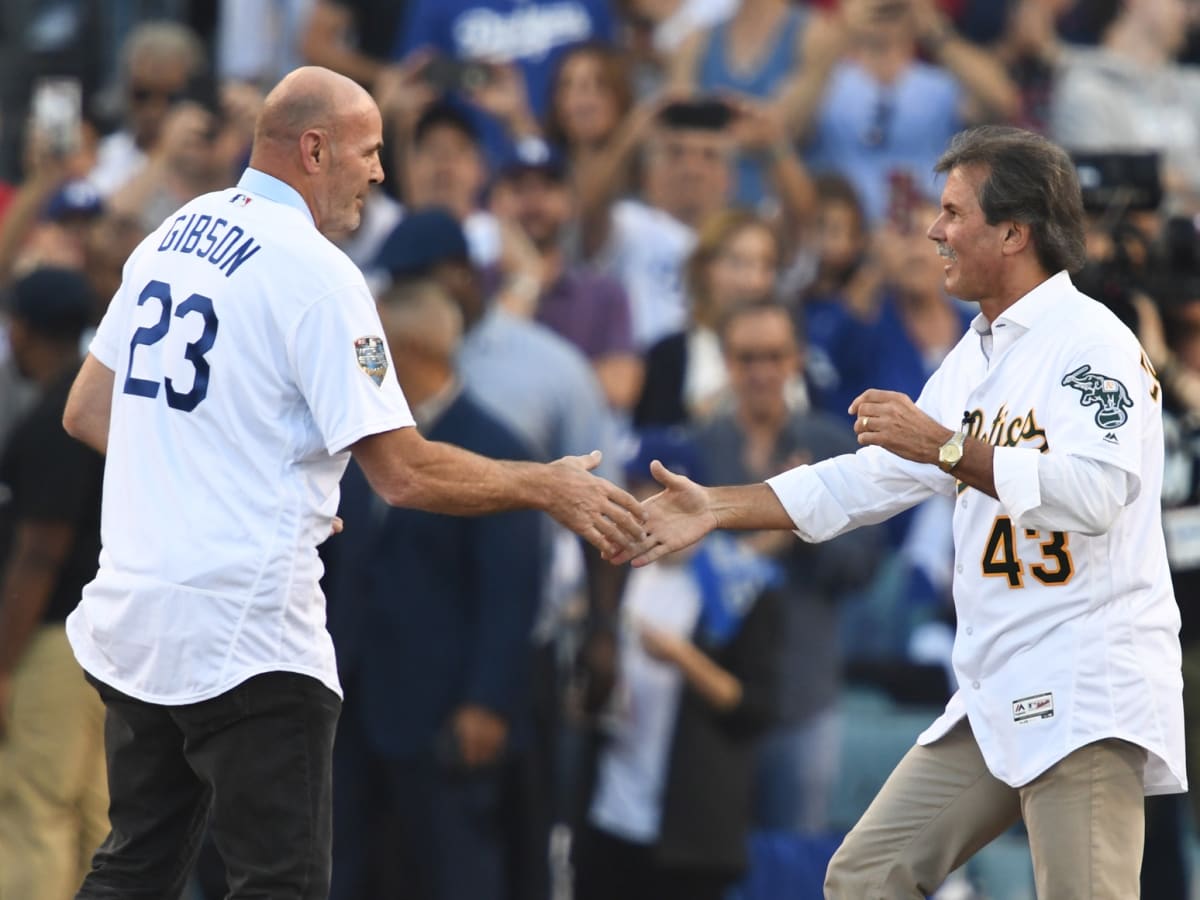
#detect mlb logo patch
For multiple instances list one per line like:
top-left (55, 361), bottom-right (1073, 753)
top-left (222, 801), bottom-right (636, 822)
top-left (354, 336), bottom-right (388, 386)
top-left (229, 193), bottom-right (253, 207)
top-left (1012, 692), bottom-right (1054, 724)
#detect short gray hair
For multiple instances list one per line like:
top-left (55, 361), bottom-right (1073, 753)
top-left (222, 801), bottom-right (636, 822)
top-left (935, 126), bottom-right (1086, 275)
top-left (121, 21), bottom-right (206, 79)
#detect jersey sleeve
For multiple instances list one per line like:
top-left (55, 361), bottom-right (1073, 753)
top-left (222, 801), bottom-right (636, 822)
top-left (288, 282), bottom-right (415, 455)
top-left (88, 286), bottom-right (125, 371)
top-left (993, 338), bottom-right (1151, 529)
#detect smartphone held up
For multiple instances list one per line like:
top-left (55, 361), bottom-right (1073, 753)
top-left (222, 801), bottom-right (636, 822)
top-left (32, 77), bottom-right (83, 158)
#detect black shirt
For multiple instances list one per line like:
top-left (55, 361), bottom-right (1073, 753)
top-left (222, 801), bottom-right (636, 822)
top-left (0, 365), bottom-right (103, 624)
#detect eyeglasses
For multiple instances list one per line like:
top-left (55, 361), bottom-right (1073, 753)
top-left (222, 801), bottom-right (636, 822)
top-left (728, 348), bottom-right (793, 367)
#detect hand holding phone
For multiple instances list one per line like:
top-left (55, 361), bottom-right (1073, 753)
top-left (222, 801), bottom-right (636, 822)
top-left (32, 77), bottom-right (82, 158)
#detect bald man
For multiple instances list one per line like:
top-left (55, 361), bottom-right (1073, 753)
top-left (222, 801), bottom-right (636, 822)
top-left (61, 67), bottom-right (643, 899)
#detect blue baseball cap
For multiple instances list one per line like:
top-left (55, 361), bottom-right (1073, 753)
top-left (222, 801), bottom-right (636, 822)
top-left (622, 427), bottom-right (706, 485)
top-left (495, 138), bottom-right (566, 183)
top-left (373, 207), bottom-right (471, 277)
top-left (44, 179), bottom-right (104, 222)
top-left (6, 266), bottom-right (95, 339)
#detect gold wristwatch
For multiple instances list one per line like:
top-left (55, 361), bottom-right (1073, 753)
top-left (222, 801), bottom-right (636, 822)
top-left (937, 413), bottom-right (971, 472)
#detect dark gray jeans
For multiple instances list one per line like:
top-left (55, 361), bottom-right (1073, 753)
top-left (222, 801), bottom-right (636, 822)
top-left (77, 671), bottom-right (341, 900)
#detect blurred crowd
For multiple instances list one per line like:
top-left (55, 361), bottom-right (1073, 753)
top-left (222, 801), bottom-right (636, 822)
top-left (2, 0), bottom-right (1200, 898)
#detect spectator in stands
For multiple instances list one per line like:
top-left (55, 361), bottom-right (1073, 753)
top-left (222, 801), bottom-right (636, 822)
top-left (389, 0), bottom-right (615, 161)
top-left (693, 298), bottom-right (880, 835)
top-left (373, 209), bottom-right (625, 896)
top-left (392, 102), bottom-right (501, 267)
top-left (0, 268), bottom-right (107, 900)
top-left (325, 278), bottom-right (542, 900)
top-left (635, 209), bottom-right (782, 427)
top-left (668, 0), bottom-right (826, 208)
top-left (300, 0), bottom-right (413, 90)
top-left (88, 22), bottom-right (209, 197)
top-left (573, 428), bottom-right (783, 900)
top-left (990, 0), bottom-right (1073, 134)
top-left (489, 140), bottom-right (643, 414)
top-left (1049, 0), bottom-right (1200, 213)
top-left (579, 99), bottom-right (729, 349)
top-left (793, 0), bottom-right (1019, 223)
top-left (544, 43), bottom-right (636, 191)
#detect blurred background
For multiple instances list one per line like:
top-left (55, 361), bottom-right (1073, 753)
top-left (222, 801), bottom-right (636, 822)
top-left (2, 1), bottom-right (1200, 898)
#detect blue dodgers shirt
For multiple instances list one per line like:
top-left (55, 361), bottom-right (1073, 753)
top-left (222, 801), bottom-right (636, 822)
top-left (395, 0), bottom-right (613, 161)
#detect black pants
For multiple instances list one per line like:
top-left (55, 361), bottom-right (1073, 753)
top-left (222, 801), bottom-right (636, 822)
top-left (572, 825), bottom-right (736, 900)
top-left (77, 671), bottom-right (341, 900)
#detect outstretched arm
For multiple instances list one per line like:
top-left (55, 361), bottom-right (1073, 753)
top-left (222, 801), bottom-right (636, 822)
top-left (610, 460), bottom-right (795, 567)
top-left (351, 426), bottom-right (646, 557)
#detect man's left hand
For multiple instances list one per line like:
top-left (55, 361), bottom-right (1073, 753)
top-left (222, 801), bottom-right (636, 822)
top-left (452, 705), bottom-right (509, 768)
top-left (849, 388), bottom-right (953, 465)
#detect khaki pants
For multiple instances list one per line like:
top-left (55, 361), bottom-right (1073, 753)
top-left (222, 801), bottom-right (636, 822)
top-left (825, 718), bottom-right (1146, 899)
top-left (0, 626), bottom-right (108, 900)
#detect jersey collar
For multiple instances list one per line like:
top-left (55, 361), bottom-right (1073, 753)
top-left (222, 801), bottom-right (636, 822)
top-left (994, 270), bottom-right (1072, 331)
top-left (236, 168), bottom-right (315, 227)
top-left (969, 270), bottom-right (1072, 360)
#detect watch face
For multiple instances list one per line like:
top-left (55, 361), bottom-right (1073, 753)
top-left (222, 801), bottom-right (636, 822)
top-left (939, 442), bottom-right (963, 466)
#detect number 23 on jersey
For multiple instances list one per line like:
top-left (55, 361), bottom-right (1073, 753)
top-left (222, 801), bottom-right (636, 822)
top-left (122, 279), bottom-right (219, 412)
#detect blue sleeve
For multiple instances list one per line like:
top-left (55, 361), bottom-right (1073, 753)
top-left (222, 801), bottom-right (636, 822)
top-left (462, 508), bottom-right (542, 717)
top-left (463, 436), bottom-right (544, 718)
top-left (587, 0), bottom-right (615, 42)
top-left (395, 0), bottom-right (445, 59)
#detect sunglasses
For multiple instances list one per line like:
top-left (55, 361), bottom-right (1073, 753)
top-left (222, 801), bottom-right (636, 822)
top-left (129, 85), bottom-right (186, 106)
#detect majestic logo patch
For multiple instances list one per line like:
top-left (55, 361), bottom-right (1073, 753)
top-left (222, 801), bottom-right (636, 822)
top-left (1061, 365), bottom-right (1132, 429)
top-left (1012, 692), bottom-right (1054, 724)
top-left (354, 336), bottom-right (388, 386)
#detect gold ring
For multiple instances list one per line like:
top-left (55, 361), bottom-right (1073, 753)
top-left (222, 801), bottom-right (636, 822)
top-left (862, 416), bottom-right (870, 429)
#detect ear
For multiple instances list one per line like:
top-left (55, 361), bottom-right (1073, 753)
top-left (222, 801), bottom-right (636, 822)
top-left (300, 129), bottom-right (326, 174)
top-left (1001, 220), bottom-right (1032, 257)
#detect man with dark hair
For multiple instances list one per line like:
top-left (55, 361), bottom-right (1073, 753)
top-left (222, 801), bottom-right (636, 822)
top-left (0, 267), bottom-right (107, 900)
top-left (613, 125), bottom-right (1185, 898)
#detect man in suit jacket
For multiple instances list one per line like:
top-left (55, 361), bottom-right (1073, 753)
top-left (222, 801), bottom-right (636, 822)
top-left (325, 278), bottom-right (544, 900)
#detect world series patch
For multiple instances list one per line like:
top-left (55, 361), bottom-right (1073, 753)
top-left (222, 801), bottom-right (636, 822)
top-left (1061, 365), bottom-right (1132, 429)
top-left (354, 336), bottom-right (388, 386)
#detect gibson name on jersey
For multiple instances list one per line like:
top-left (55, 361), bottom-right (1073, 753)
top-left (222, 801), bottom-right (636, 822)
top-left (157, 210), bottom-right (261, 277)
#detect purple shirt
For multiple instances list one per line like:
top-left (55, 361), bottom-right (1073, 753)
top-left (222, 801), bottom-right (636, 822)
top-left (536, 269), bottom-right (636, 361)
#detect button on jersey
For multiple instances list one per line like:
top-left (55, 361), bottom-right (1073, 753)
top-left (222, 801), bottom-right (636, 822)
top-left (768, 272), bottom-right (1185, 795)
top-left (67, 170), bottom-right (415, 704)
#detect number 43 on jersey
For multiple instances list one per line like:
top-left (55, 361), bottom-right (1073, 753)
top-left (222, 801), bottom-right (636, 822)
top-left (982, 516), bottom-right (1074, 587)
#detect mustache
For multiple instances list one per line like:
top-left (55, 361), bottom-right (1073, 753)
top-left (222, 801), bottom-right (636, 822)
top-left (935, 243), bottom-right (956, 261)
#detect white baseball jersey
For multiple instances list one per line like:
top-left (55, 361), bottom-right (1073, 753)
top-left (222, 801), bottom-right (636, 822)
top-left (67, 168), bottom-right (415, 704)
top-left (768, 271), bottom-right (1186, 795)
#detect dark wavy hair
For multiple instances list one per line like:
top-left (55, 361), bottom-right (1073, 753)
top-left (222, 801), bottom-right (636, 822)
top-left (934, 126), bottom-right (1087, 275)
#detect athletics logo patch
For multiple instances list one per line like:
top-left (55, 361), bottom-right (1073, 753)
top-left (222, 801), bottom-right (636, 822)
top-left (354, 336), bottom-right (388, 386)
top-left (1061, 365), bottom-right (1132, 429)
top-left (1012, 692), bottom-right (1054, 724)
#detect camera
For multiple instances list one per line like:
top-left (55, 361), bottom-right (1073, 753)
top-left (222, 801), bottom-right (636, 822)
top-left (420, 56), bottom-right (493, 94)
top-left (1073, 151), bottom-right (1162, 215)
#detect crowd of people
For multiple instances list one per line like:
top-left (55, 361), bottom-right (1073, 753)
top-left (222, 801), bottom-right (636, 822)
top-left (1, 0), bottom-right (1200, 899)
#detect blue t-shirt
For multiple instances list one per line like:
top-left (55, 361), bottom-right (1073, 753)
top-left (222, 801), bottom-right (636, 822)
top-left (695, 7), bottom-right (809, 209)
top-left (395, 0), bottom-right (614, 162)
top-left (804, 60), bottom-right (962, 223)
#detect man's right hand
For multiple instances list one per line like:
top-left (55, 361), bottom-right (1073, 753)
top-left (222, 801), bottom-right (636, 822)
top-left (610, 460), bottom-right (718, 567)
top-left (544, 451), bottom-right (646, 559)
